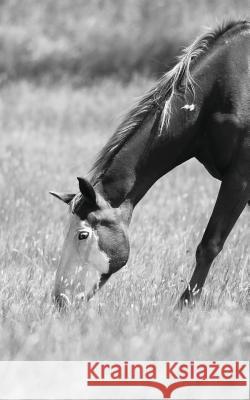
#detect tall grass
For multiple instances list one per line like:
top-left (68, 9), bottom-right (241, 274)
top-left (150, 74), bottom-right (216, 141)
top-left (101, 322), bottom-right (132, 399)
top-left (0, 78), bottom-right (249, 359)
top-left (0, 0), bottom-right (248, 83)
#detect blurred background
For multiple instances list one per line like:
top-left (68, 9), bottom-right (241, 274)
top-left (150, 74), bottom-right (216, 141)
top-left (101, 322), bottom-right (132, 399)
top-left (0, 0), bottom-right (249, 85)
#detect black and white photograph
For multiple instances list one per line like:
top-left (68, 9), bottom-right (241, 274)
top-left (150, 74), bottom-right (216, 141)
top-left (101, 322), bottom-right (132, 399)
top-left (0, 1), bottom-right (249, 399)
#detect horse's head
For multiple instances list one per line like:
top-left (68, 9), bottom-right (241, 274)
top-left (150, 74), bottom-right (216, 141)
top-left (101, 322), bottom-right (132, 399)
top-left (50, 177), bottom-right (130, 308)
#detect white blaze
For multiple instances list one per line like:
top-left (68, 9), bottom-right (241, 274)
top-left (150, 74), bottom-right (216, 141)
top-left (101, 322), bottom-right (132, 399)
top-left (55, 214), bottom-right (110, 304)
top-left (181, 103), bottom-right (195, 111)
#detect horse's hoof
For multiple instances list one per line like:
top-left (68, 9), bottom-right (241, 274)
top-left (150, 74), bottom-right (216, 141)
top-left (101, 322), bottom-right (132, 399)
top-left (176, 292), bottom-right (200, 310)
top-left (175, 296), bottom-right (193, 310)
top-left (175, 285), bottom-right (202, 310)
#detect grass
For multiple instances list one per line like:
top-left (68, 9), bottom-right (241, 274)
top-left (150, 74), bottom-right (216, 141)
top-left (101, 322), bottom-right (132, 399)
top-left (0, 0), bottom-right (249, 82)
top-left (0, 77), bottom-right (249, 360)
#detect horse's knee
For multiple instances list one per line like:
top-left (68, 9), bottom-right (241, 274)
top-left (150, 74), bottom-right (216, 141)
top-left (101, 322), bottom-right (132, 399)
top-left (196, 239), bottom-right (223, 263)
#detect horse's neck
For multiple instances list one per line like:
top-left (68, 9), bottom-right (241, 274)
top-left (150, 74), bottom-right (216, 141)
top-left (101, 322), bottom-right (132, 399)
top-left (97, 104), bottom-right (197, 222)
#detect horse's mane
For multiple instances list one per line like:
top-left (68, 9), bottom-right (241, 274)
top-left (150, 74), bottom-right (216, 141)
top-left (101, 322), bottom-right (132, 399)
top-left (90, 19), bottom-right (250, 184)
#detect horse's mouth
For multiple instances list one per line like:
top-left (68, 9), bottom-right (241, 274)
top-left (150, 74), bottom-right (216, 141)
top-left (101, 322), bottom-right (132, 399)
top-left (54, 266), bottom-right (102, 310)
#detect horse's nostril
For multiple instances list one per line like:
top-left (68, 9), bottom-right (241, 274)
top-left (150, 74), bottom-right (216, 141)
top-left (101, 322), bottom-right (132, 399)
top-left (54, 292), bottom-right (71, 311)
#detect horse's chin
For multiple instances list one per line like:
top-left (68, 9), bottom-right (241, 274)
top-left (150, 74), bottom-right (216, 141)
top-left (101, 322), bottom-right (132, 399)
top-left (84, 267), bottom-right (102, 300)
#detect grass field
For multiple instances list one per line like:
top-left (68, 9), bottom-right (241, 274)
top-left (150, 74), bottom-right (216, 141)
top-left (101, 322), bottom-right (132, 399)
top-left (0, 77), bottom-right (249, 360)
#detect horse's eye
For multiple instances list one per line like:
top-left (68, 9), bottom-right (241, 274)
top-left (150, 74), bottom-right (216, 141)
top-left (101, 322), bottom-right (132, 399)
top-left (78, 231), bottom-right (89, 240)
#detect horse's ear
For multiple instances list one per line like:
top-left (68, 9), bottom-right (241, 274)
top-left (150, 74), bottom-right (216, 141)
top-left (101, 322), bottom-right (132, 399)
top-left (77, 177), bottom-right (96, 204)
top-left (49, 191), bottom-right (75, 204)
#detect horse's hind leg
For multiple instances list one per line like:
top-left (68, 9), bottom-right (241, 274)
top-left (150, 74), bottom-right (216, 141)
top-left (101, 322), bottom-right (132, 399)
top-left (179, 169), bottom-right (249, 306)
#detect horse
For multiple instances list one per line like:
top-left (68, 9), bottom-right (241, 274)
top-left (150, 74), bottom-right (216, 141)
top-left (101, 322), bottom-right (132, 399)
top-left (50, 20), bottom-right (250, 309)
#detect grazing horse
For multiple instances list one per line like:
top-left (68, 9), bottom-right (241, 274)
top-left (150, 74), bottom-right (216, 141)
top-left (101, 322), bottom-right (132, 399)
top-left (51, 20), bottom-right (250, 308)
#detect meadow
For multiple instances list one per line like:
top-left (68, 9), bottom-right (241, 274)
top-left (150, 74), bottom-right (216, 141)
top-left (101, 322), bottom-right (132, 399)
top-left (0, 77), bottom-right (249, 360)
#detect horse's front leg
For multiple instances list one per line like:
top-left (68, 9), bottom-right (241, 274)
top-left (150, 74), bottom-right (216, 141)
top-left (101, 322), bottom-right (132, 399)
top-left (179, 169), bottom-right (249, 307)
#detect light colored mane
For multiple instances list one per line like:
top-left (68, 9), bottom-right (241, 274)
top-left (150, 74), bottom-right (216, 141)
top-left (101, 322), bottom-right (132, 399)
top-left (90, 19), bottom-right (249, 184)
